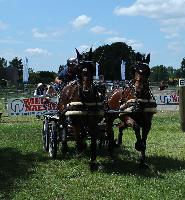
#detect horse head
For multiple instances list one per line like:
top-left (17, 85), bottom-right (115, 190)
top-left (76, 48), bottom-right (95, 99)
top-left (133, 53), bottom-right (151, 98)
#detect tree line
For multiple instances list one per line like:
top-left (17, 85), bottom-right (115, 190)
top-left (0, 57), bottom-right (57, 88)
top-left (1, 42), bottom-right (185, 88)
top-left (93, 42), bottom-right (185, 86)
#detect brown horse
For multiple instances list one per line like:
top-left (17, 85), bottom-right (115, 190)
top-left (57, 48), bottom-right (104, 170)
top-left (105, 53), bottom-right (157, 168)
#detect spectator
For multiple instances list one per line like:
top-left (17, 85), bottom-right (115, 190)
top-left (34, 83), bottom-right (47, 96)
top-left (159, 81), bottom-right (168, 91)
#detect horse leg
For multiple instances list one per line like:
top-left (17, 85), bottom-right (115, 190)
top-left (80, 124), bottom-right (87, 149)
top-left (71, 117), bottom-right (86, 153)
top-left (133, 123), bottom-right (145, 152)
top-left (89, 118), bottom-right (98, 171)
top-left (139, 121), bottom-right (152, 169)
top-left (90, 127), bottom-right (98, 171)
top-left (61, 127), bottom-right (68, 154)
top-left (116, 124), bottom-right (124, 147)
top-left (75, 125), bottom-right (84, 153)
top-left (106, 115), bottom-right (115, 157)
top-left (60, 115), bottom-right (69, 155)
top-left (124, 117), bottom-right (144, 152)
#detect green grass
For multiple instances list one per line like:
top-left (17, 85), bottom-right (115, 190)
top-left (0, 112), bottom-right (185, 200)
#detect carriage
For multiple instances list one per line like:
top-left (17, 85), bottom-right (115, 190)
top-left (42, 50), bottom-right (157, 170)
top-left (42, 100), bottom-right (106, 159)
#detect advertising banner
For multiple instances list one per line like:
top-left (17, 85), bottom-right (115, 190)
top-left (154, 94), bottom-right (179, 105)
top-left (7, 93), bottom-right (180, 116)
top-left (7, 97), bottom-right (58, 116)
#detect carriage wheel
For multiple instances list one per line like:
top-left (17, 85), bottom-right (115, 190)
top-left (42, 119), bottom-right (49, 152)
top-left (60, 127), bottom-right (68, 155)
top-left (49, 121), bottom-right (58, 159)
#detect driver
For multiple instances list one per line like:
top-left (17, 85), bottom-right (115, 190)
top-left (54, 57), bottom-right (78, 91)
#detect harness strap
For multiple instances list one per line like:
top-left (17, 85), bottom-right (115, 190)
top-left (126, 99), bottom-right (156, 103)
top-left (66, 102), bottom-right (102, 107)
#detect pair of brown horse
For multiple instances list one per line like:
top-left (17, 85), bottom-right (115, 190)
top-left (50, 50), bottom-right (157, 170)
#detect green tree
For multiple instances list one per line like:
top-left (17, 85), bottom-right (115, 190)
top-left (28, 71), bottom-right (57, 84)
top-left (0, 57), bottom-right (7, 80)
top-left (180, 57), bottom-right (185, 78)
top-left (9, 57), bottom-right (23, 84)
top-left (93, 42), bottom-right (136, 80)
top-left (38, 71), bottom-right (56, 84)
top-left (174, 68), bottom-right (182, 78)
top-left (167, 66), bottom-right (175, 79)
top-left (150, 65), bottom-right (169, 83)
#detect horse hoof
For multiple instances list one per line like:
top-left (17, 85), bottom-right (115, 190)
top-left (61, 145), bottom-right (69, 154)
top-left (83, 142), bottom-right (87, 150)
top-left (115, 142), bottom-right (122, 148)
top-left (135, 142), bottom-right (146, 152)
top-left (139, 162), bottom-right (150, 170)
top-left (76, 143), bottom-right (87, 153)
top-left (90, 162), bottom-right (98, 171)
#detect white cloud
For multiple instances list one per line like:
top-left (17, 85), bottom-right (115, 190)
top-left (105, 36), bottom-right (143, 50)
top-left (167, 41), bottom-right (182, 53)
top-left (25, 48), bottom-right (50, 56)
top-left (32, 28), bottom-right (48, 38)
top-left (32, 28), bottom-right (64, 39)
top-left (71, 15), bottom-right (91, 29)
top-left (77, 45), bottom-right (91, 53)
top-left (0, 37), bottom-right (21, 44)
top-left (160, 27), bottom-right (179, 39)
top-left (90, 25), bottom-right (116, 35)
top-left (114, 0), bottom-right (185, 19)
top-left (0, 20), bottom-right (8, 30)
top-left (113, 0), bottom-right (185, 52)
top-left (0, 48), bottom-right (19, 59)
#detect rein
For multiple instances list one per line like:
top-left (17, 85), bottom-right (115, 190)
top-left (119, 78), bottom-right (157, 113)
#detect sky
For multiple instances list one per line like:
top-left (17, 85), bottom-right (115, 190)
top-left (0, 0), bottom-right (185, 72)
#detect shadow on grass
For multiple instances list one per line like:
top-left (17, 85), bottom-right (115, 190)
top-left (100, 147), bottom-right (185, 178)
top-left (54, 142), bottom-right (185, 179)
top-left (0, 147), bottom-right (49, 199)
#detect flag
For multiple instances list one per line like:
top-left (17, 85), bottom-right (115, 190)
top-left (96, 62), bottom-right (99, 80)
top-left (23, 58), bottom-right (29, 83)
top-left (121, 60), bottom-right (126, 80)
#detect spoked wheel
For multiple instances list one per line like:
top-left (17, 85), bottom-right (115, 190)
top-left (49, 121), bottom-right (58, 159)
top-left (60, 126), bottom-right (70, 156)
top-left (42, 118), bottom-right (50, 152)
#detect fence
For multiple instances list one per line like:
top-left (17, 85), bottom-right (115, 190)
top-left (0, 87), bottom-right (180, 116)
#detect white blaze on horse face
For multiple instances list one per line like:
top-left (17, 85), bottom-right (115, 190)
top-left (135, 72), bottom-right (144, 93)
top-left (82, 79), bottom-right (91, 92)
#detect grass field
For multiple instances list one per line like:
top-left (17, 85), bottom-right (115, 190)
top-left (0, 112), bottom-right (185, 200)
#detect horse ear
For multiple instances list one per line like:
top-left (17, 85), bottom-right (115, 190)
top-left (76, 48), bottom-right (81, 60)
top-left (136, 52), bottom-right (142, 62)
top-left (146, 54), bottom-right (150, 64)
top-left (88, 47), bottom-right (93, 60)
